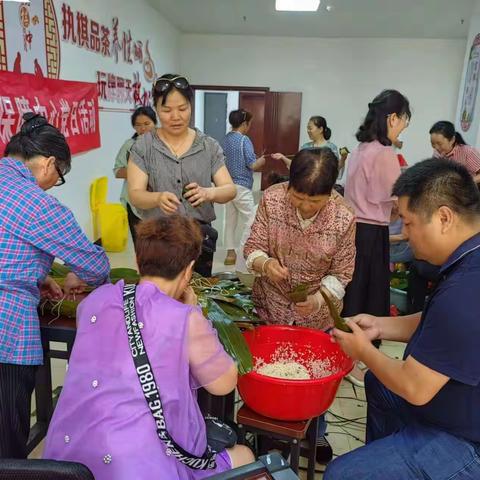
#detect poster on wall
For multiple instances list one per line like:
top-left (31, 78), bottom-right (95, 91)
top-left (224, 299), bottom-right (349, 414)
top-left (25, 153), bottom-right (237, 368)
top-left (460, 34), bottom-right (480, 133)
top-left (60, 2), bottom-right (157, 108)
top-left (0, 0), bottom-right (60, 78)
top-left (0, 1), bottom-right (158, 111)
top-left (0, 71), bottom-right (100, 155)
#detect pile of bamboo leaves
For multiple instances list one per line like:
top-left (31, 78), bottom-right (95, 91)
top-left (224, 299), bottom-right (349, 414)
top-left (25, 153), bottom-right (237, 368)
top-left (40, 263), bottom-right (256, 375)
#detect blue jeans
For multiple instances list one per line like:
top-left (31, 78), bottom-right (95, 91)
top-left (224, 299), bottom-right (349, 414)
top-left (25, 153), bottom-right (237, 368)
top-left (324, 372), bottom-right (480, 479)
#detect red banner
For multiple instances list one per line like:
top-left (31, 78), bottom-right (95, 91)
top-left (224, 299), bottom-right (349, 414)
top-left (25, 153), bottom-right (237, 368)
top-left (0, 71), bottom-right (100, 155)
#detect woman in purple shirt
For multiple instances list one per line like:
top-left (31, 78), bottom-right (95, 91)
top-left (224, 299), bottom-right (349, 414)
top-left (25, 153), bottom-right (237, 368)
top-left (43, 214), bottom-right (253, 479)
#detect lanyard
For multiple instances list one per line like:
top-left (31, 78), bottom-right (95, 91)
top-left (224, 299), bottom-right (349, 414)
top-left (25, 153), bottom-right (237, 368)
top-left (123, 283), bottom-right (216, 470)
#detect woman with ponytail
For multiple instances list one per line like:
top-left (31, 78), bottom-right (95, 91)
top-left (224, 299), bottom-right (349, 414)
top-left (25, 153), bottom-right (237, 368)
top-left (430, 121), bottom-right (480, 182)
top-left (272, 115), bottom-right (339, 168)
top-left (342, 90), bottom-right (411, 384)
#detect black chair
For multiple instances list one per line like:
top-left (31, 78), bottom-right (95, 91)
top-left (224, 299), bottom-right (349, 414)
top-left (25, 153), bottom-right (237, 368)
top-left (0, 459), bottom-right (94, 480)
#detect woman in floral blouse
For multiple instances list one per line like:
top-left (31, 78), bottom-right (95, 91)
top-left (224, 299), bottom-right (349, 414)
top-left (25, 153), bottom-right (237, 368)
top-left (244, 147), bottom-right (356, 331)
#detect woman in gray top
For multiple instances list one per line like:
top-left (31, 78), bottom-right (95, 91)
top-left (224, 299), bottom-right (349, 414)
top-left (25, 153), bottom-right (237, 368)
top-left (128, 74), bottom-right (236, 276)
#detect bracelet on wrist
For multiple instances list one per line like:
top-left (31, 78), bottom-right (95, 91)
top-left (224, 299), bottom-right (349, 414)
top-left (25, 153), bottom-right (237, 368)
top-left (261, 257), bottom-right (274, 276)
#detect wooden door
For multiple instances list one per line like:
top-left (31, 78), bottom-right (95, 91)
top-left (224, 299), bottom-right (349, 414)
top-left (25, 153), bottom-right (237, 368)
top-left (239, 91), bottom-right (266, 155)
top-left (262, 92), bottom-right (302, 189)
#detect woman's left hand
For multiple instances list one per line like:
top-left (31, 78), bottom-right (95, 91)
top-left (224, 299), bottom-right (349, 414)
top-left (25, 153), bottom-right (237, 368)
top-left (184, 182), bottom-right (213, 207)
top-left (63, 272), bottom-right (88, 299)
top-left (294, 293), bottom-right (323, 317)
top-left (181, 286), bottom-right (198, 306)
top-left (40, 276), bottom-right (63, 300)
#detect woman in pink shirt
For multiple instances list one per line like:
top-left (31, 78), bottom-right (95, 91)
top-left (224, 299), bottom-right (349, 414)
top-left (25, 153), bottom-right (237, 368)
top-left (430, 121), bottom-right (480, 183)
top-left (343, 90), bottom-right (411, 323)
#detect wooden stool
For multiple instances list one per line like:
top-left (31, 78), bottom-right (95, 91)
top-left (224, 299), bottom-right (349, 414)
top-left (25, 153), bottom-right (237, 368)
top-left (236, 405), bottom-right (319, 480)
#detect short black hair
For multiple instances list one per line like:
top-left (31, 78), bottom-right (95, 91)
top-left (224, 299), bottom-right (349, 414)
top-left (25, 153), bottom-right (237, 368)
top-left (392, 157), bottom-right (480, 221)
top-left (288, 147), bottom-right (338, 196)
top-left (5, 112), bottom-right (71, 175)
top-left (356, 89), bottom-right (411, 146)
top-left (429, 120), bottom-right (466, 146)
top-left (152, 73), bottom-right (193, 107)
top-left (131, 106), bottom-right (157, 127)
top-left (229, 109), bottom-right (252, 129)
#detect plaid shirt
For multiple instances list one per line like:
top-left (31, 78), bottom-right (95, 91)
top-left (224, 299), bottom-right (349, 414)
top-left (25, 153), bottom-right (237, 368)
top-left (434, 144), bottom-right (480, 176)
top-left (0, 157), bottom-right (110, 365)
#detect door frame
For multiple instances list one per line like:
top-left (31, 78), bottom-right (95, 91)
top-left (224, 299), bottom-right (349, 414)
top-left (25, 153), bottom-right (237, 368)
top-left (190, 85), bottom-right (270, 124)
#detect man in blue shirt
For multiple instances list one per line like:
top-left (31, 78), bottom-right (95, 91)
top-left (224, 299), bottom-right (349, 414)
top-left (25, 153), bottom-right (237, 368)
top-left (325, 158), bottom-right (480, 479)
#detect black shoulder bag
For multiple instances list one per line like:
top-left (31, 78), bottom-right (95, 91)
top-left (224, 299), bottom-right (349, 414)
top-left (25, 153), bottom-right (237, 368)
top-left (123, 284), bottom-right (236, 470)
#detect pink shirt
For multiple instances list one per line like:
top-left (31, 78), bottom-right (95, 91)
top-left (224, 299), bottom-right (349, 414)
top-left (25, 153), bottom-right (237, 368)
top-left (345, 141), bottom-right (401, 226)
top-left (433, 144), bottom-right (480, 176)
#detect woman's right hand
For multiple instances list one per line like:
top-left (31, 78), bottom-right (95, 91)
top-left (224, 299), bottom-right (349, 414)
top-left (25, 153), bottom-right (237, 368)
top-left (157, 191), bottom-right (181, 214)
top-left (271, 153), bottom-right (285, 162)
top-left (271, 153), bottom-right (291, 168)
top-left (264, 258), bottom-right (289, 283)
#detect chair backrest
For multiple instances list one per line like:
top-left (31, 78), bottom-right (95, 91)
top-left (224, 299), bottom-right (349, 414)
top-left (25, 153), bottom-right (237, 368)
top-left (0, 459), bottom-right (94, 480)
top-left (89, 176), bottom-right (108, 213)
top-left (90, 176), bottom-right (108, 241)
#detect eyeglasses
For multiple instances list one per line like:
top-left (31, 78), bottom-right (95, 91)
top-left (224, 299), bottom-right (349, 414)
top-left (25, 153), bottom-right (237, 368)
top-left (153, 76), bottom-right (190, 96)
top-left (54, 164), bottom-right (66, 187)
top-left (387, 113), bottom-right (410, 127)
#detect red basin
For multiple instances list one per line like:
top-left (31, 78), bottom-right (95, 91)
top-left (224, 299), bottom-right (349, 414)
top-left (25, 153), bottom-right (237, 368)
top-left (238, 325), bottom-right (353, 421)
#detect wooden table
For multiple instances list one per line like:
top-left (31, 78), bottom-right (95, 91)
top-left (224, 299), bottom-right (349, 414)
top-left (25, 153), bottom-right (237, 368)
top-left (27, 314), bottom-right (76, 454)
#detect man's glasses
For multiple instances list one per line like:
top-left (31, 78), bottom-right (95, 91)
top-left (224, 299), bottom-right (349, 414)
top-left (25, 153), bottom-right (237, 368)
top-left (153, 76), bottom-right (190, 96)
top-left (54, 164), bottom-right (66, 187)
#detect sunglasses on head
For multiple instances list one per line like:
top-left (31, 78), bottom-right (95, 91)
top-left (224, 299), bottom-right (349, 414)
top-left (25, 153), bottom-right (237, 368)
top-left (153, 76), bottom-right (190, 95)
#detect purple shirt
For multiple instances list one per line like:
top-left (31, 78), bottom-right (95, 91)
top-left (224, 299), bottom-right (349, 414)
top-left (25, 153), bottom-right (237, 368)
top-left (345, 141), bottom-right (401, 226)
top-left (0, 157), bottom-right (110, 365)
top-left (43, 281), bottom-right (234, 479)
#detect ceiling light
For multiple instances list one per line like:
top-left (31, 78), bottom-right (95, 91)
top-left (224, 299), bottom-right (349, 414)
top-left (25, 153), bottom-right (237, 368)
top-left (275, 0), bottom-right (320, 12)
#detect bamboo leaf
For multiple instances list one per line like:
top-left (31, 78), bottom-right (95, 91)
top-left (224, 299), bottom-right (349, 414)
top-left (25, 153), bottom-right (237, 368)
top-left (203, 298), bottom-right (253, 375)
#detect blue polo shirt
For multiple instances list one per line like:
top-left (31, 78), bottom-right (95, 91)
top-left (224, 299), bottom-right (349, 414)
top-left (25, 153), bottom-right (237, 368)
top-left (221, 132), bottom-right (256, 190)
top-left (404, 233), bottom-right (480, 442)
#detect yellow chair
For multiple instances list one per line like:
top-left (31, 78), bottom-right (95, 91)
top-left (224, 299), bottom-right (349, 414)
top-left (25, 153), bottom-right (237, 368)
top-left (89, 177), bottom-right (128, 252)
top-left (89, 177), bottom-right (108, 241)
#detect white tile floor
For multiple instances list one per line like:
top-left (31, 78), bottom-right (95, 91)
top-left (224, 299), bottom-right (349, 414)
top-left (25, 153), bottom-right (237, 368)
top-left (30, 243), bottom-right (407, 480)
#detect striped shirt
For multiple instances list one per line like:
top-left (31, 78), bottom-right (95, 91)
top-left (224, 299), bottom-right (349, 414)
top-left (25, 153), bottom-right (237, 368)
top-left (301, 140), bottom-right (339, 159)
top-left (130, 129), bottom-right (225, 223)
top-left (221, 131), bottom-right (256, 190)
top-left (0, 157), bottom-right (110, 365)
top-left (433, 144), bottom-right (480, 176)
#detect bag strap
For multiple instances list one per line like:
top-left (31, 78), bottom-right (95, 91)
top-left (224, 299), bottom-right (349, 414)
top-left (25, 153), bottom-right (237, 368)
top-left (240, 134), bottom-right (246, 164)
top-left (122, 283), bottom-right (216, 470)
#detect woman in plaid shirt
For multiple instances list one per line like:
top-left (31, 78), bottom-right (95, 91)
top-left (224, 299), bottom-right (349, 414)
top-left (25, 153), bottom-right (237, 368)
top-left (430, 121), bottom-right (480, 183)
top-left (0, 113), bottom-right (110, 458)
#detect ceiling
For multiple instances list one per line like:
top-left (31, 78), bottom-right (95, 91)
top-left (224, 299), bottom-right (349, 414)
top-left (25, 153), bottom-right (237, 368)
top-left (147, 0), bottom-right (474, 39)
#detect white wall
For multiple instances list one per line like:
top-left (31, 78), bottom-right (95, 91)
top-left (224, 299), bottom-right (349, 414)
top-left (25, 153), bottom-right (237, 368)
top-left (49, 0), bottom-right (179, 236)
top-left (180, 34), bottom-right (466, 166)
top-left (456, 0), bottom-right (480, 146)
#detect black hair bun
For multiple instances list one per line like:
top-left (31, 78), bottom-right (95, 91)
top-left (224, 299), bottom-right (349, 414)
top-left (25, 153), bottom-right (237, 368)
top-left (21, 112), bottom-right (48, 134)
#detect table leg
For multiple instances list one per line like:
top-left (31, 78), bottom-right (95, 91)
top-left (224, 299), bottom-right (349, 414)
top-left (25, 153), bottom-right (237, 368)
top-left (290, 439), bottom-right (300, 474)
top-left (27, 346), bottom-right (53, 453)
top-left (306, 416), bottom-right (319, 480)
